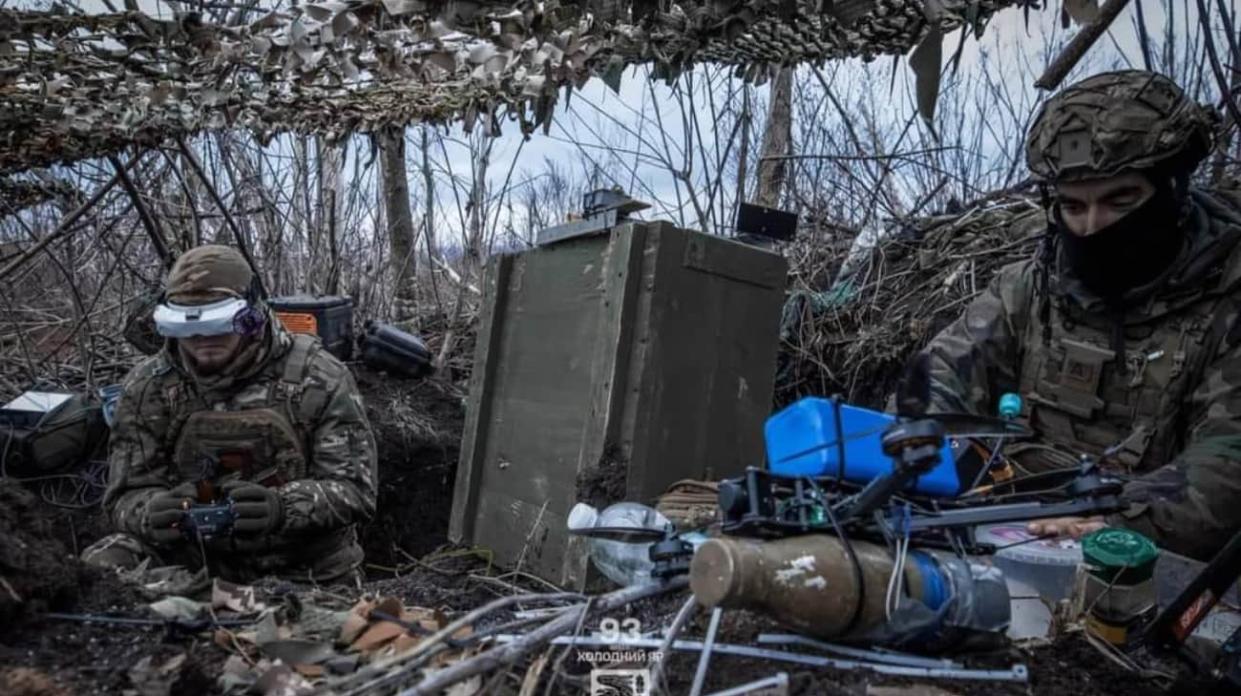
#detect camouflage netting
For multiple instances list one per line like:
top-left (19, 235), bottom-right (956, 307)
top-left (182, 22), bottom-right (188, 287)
top-left (0, 177), bottom-right (81, 214)
top-left (776, 195), bottom-right (1045, 409)
top-left (0, 0), bottom-right (1021, 174)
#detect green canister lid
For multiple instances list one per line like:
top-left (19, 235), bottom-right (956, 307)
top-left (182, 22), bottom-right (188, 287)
top-left (1082, 529), bottom-right (1159, 584)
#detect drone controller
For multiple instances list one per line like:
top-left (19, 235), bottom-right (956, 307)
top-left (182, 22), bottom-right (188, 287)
top-left (181, 501), bottom-right (237, 540)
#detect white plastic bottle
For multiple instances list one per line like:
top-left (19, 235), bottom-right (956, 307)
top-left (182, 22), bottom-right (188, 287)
top-left (567, 502), bottom-right (672, 586)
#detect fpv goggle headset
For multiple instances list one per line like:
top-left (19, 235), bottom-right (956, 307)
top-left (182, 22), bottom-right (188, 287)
top-left (152, 276), bottom-right (266, 339)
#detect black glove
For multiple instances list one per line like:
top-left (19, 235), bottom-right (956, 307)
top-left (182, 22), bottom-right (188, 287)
top-left (145, 482), bottom-right (197, 545)
top-left (222, 480), bottom-right (284, 537)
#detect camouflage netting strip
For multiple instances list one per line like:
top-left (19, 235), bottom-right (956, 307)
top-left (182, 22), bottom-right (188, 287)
top-left (0, 177), bottom-right (81, 213)
top-left (0, 0), bottom-right (1019, 174)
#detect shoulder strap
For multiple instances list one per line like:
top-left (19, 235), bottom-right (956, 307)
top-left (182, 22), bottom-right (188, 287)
top-left (280, 334), bottom-right (332, 421)
top-left (281, 334), bottom-right (319, 387)
top-left (161, 376), bottom-right (200, 457)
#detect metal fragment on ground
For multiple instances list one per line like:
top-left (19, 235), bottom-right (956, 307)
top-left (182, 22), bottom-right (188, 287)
top-left (756, 633), bottom-right (962, 669)
top-left (689, 607), bottom-right (724, 696)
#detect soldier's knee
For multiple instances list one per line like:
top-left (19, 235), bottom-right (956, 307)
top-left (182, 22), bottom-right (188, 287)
top-left (80, 533), bottom-right (151, 570)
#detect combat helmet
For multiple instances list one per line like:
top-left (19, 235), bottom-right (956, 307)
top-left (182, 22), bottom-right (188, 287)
top-left (165, 244), bottom-right (255, 304)
top-left (1027, 70), bottom-right (1217, 182)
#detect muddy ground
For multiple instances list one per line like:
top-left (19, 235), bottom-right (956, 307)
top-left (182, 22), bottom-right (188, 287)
top-left (0, 559), bottom-right (1201, 696)
top-left (351, 368), bottom-right (465, 566)
top-left (0, 364), bottom-right (1211, 694)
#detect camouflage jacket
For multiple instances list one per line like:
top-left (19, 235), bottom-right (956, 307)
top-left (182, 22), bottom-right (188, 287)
top-left (103, 310), bottom-right (378, 581)
top-left (912, 189), bottom-right (1241, 560)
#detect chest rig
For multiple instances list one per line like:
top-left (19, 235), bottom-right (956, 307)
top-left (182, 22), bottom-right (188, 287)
top-left (159, 335), bottom-right (329, 490)
top-left (1016, 289), bottom-right (1219, 474)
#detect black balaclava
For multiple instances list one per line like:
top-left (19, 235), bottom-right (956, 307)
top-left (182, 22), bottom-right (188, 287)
top-left (1050, 175), bottom-right (1187, 302)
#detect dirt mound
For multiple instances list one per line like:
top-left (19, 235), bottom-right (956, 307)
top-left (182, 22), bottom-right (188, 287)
top-left (354, 365), bottom-right (466, 569)
top-left (575, 444), bottom-right (628, 509)
top-left (0, 667), bottom-right (72, 696)
top-left (0, 478), bottom-right (84, 624)
top-left (0, 570), bottom-right (220, 695)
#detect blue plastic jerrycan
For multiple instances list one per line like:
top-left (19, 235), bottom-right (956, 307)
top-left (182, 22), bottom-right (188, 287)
top-left (764, 397), bottom-right (962, 497)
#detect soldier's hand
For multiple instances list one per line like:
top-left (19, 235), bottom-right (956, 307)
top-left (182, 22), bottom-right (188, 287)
top-left (1027, 515), bottom-right (1106, 539)
top-left (222, 480), bottom-right (283, 537)
top-left (145, 483), bottom-right (197, 545)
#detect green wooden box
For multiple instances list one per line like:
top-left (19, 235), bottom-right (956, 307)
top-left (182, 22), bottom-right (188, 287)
top-left (449, 221), bottom-right (788, 588)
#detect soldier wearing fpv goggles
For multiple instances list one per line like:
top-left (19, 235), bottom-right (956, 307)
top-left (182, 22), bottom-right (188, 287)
top-left (902, 71), bottom-right (1241, 561)
top-left (82, 245), bottom-right (378, 583)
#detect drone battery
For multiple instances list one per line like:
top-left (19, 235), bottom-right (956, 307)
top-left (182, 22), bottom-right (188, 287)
top-left (764, 397), bottom-right (962, 497)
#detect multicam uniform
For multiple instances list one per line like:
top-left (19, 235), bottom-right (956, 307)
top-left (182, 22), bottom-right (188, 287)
top-left (909, 71), bottom-right (1239, 561)
top-left (917, 190), bottom-right (1241, 560)
top-left (84, 247), bottom-right (377, 583)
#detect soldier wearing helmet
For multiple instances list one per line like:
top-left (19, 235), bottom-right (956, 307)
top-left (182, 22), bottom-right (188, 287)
top-left (82, 245), bottom-right (378, 583)
top-left (902, 70), bottom-right (1241, 560)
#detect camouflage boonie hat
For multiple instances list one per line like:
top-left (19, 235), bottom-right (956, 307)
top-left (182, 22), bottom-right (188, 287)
top-left (166, 245), bottom-right (253, 305)
top-left (1027, 70), bottom-right (1217, 182)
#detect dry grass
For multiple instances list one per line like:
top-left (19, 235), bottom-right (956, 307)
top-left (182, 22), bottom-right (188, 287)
top-left (776, 195), bottom-right (1045, 409)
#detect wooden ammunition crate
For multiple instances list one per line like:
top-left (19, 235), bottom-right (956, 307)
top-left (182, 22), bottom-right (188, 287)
top-left (449, 221), bottom-right (788, 588)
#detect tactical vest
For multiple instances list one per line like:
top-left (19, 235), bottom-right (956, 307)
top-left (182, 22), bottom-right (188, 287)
top-left (157, 334), bottom-right (331, 492)
top-left (1015, 261), bottom-right (1241, 474)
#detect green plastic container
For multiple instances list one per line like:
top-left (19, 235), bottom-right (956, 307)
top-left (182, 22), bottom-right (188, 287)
top-left (1082, 529), bottom-right (1159, 583)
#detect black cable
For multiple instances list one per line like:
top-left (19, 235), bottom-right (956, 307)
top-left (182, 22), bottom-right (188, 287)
top-left (34, 459), bottom-right (108, 509)
top-left (44, 612), bottom-right (253, 630)
top-left (964, 438), bottom-right (1005, 494)
top-left (887, 491), bottom-right (941, 514)
top-left (831, 395), bottom-right (848, 483)
top-left (979, 466), bottom-right (1080, 489)
top-left (973, 481), bottom-right (1077, 503)
top-left (991, 533), bottom-right (1060, 552)
top-left (809, 476), bottom-right (867, 634)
